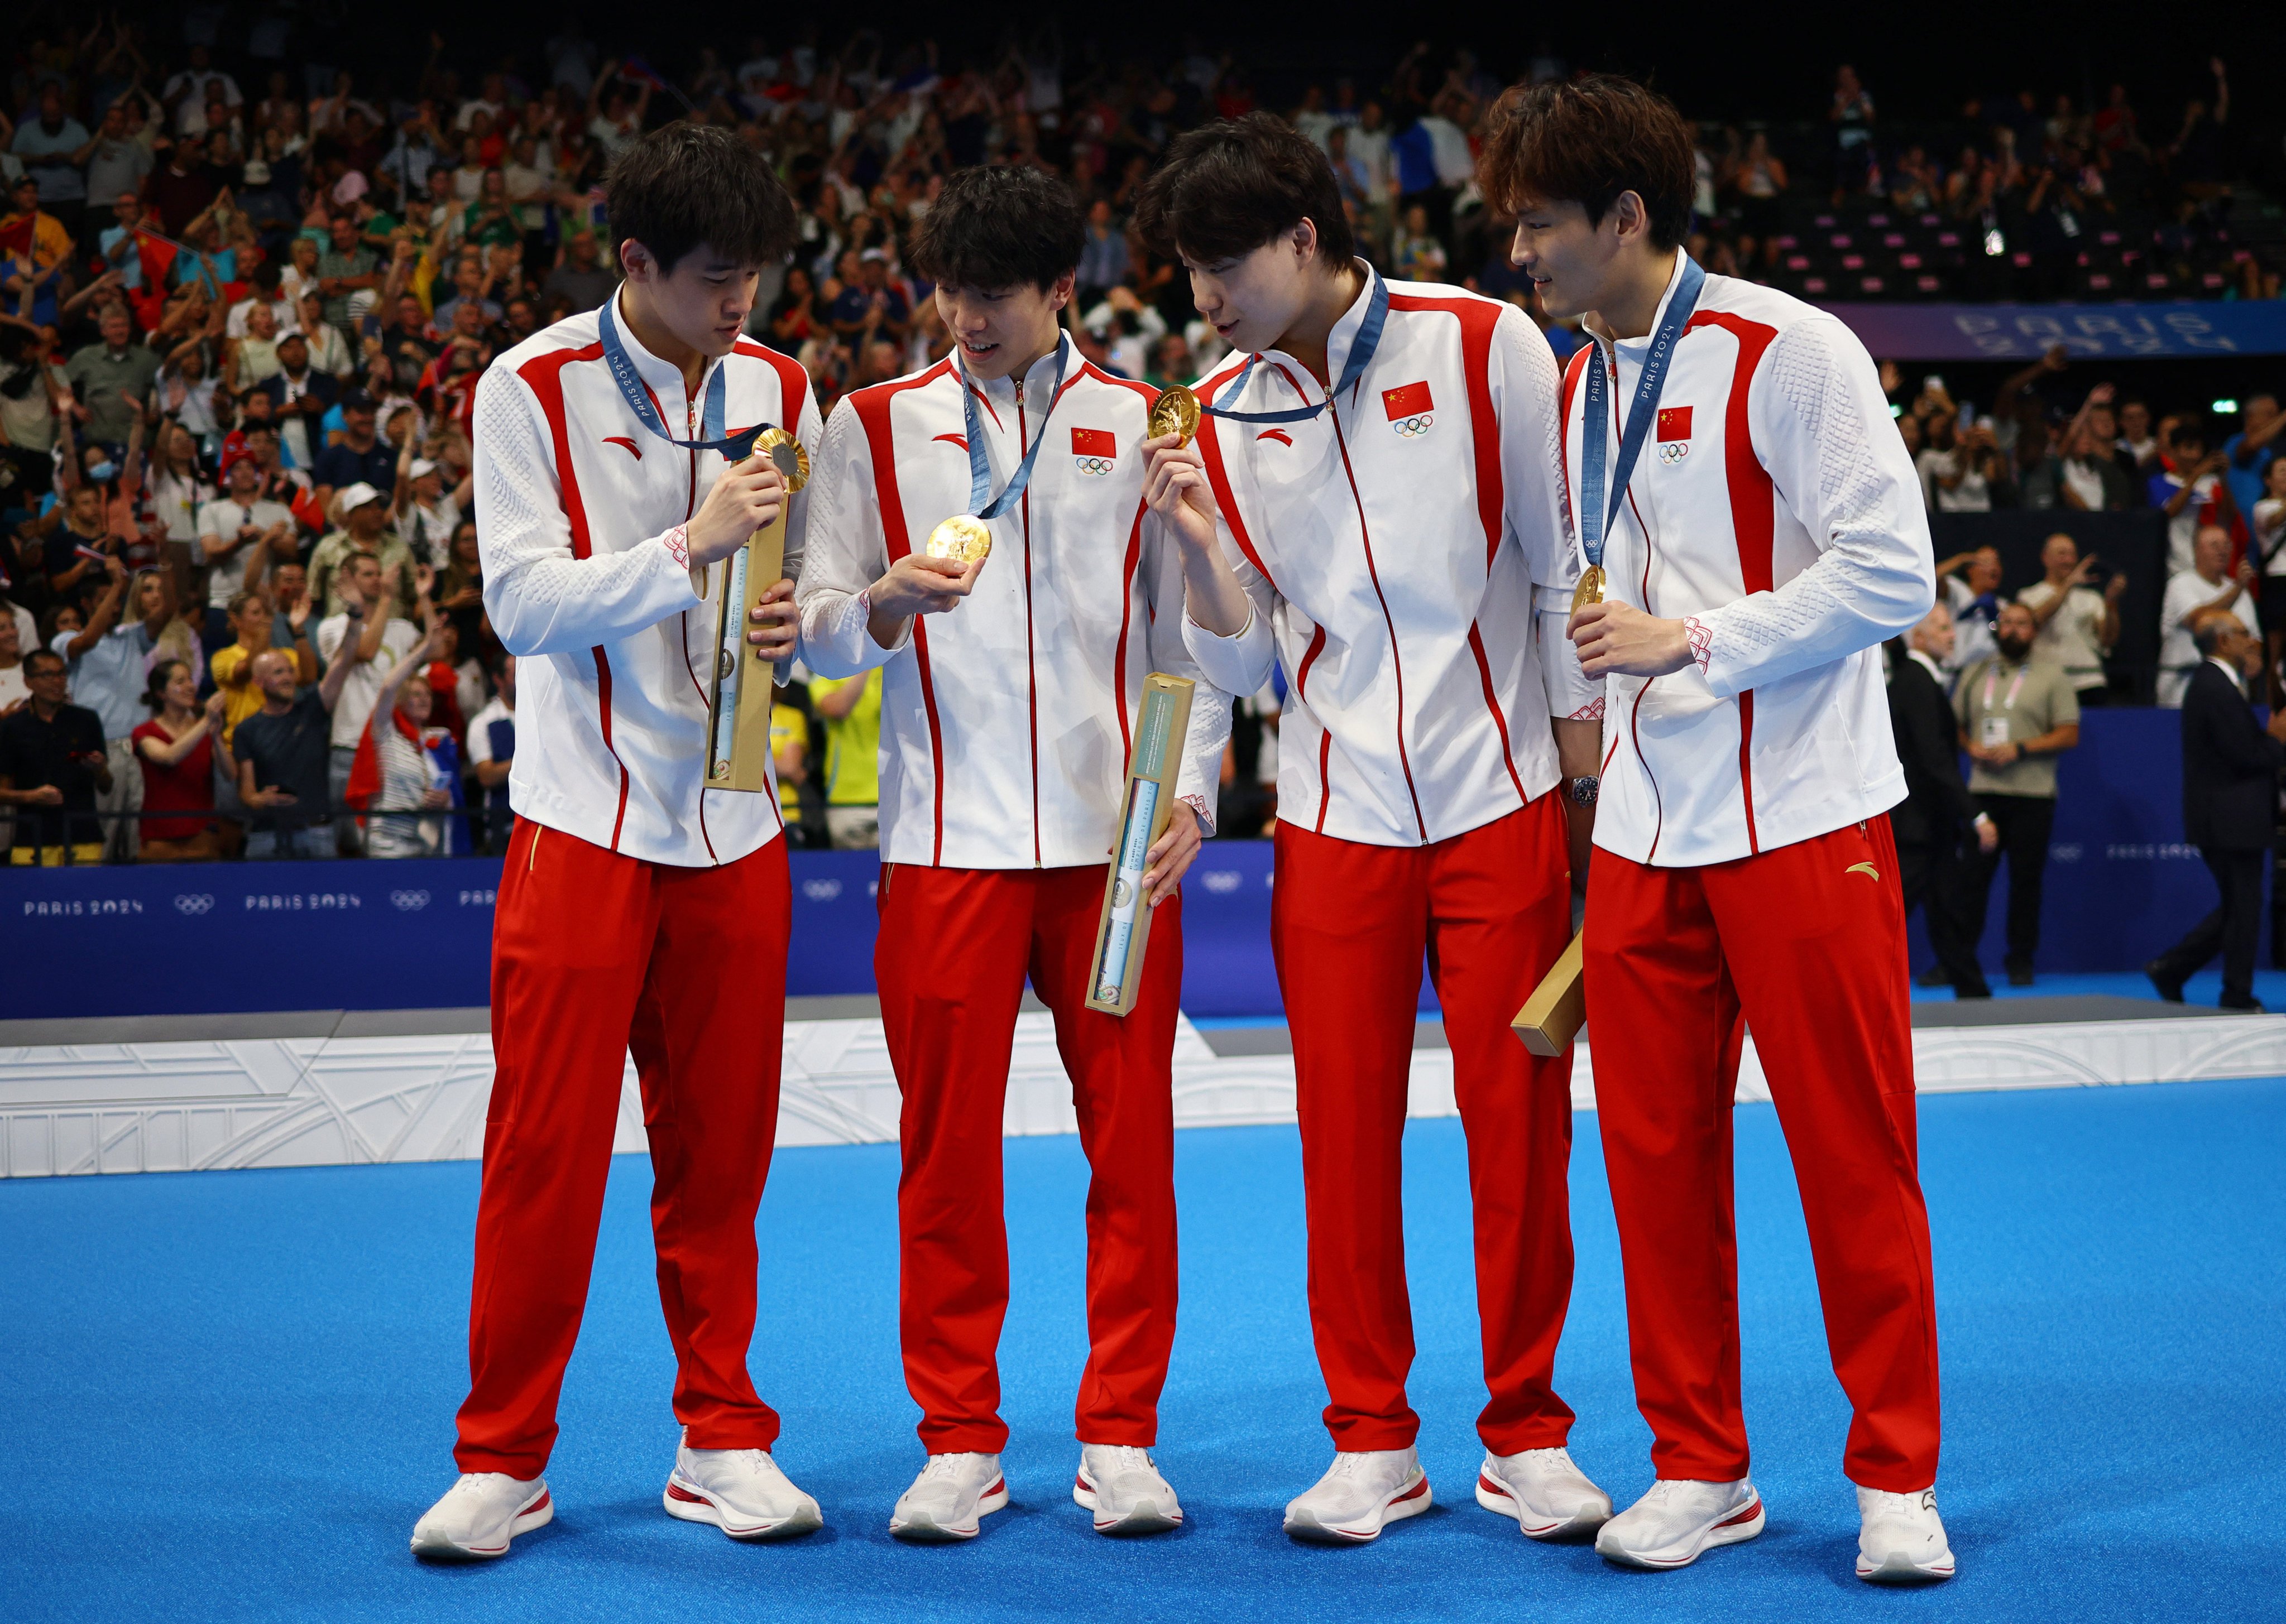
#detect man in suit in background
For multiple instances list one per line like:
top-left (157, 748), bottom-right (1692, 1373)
top-left (1889, 604), bottom-right (1997, 988)
top-left (2148, 611), bottom-right (2286, 1011)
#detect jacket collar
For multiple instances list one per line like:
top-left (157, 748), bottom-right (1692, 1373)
top-left (957, 337), bottom-right (1068, 415)
top-left (608, 286), bottom-right (720, 421)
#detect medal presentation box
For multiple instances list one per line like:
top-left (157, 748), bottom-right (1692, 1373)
top-left (1086, 674), bottom-right (1196, 1016)
top-left (705, 429), bottom-right (809, 791)
top-left (1512, 929), bottom-right (1586, 1057)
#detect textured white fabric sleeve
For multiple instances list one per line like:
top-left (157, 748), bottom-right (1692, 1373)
top-left (1140, 506), bottom-right (1233, 829)
top-left (473, 365), bottom-right (705, 658)
top-left (793, 399), bottom-right (908, 678)
top-left (1178, 507), bottom-right (1278, 699)
top-left (1694, 316), bottom-right (1936, 700)
top-left (1491, 305), bottom-right (1602, 722)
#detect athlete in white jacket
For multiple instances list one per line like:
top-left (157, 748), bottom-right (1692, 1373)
top-left (1485, 75), bottom-right (1953, 1584)
top-left (797, 167), bottom-right (1228, 1542)
top-left (413, 127), bottom-right (825, 1562)
top-left (1137, 114), bottom-right (1611, 1547)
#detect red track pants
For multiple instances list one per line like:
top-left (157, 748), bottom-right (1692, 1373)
top-left (453, 817), bottom-right (790, 1477)
top-left (1273, 797), bottom-right (1579, 1454)
top-left (1584, 818), bottom-right (1942, 1492)
top-left (876, 862), bottom-right (1181, 1453)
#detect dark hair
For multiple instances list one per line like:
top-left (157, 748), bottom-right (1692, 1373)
top-left (142, 658), bottom-right (189, 713)
top-left (22, 647), bottom-right (65, 678)
top-left (1478, 75), bottom-right (1697, 249)
top-left (1133, 112), bottom-right (1355, 267)
top-left (2173, 415), bottom-right (2210, 446)
top-left (909, 166), bottom-right (1086, 291)
top-left (605, 122), bottom-right (798, 277)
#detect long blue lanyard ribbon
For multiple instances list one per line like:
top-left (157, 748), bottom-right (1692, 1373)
top-left (597, 296), bottom-right (773, 460)
top-left (1579, 255), bottom-right (1705, 570)
top-left (960, 333), bottom-right (1070, 520)
top-left (1204, 264), bottom-right (1391, 425)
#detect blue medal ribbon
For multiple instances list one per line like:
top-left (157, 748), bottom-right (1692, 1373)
top-left (959, 334), bottom-right (1071, 520)
top-left (1579, 255), bottom-right (1707, 573)
top-left (1204, 263), bottom-right (1391, 425)
top-left (597, 296), bottom-right (775, 460)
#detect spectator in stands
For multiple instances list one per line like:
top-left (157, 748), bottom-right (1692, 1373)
top-left (540, 228), bottom-right (617, 314)
top-left (2160, 525), bottom-right (2260, 707)
top-left (267, 560), bottom-right (319, 681)
top-left (1943, 600), bottom-right (2081, 995)
top-left (2151, 609), bottom-right (2286, 1012)
top-left (314, 552), bottom-right (420, 854)
top-left (0, 647), bottom-right (109, 864)
top-left (2223, 394), bottom-right (2281, 523)
top-left (1889, 603), bottom-right (1997, 986)
top-left (0, 614), bottom-right (26, 712)
top-left (351, 619), bottom-right (456, 858)
top-left (235, 635), bottom-right (359, 859)
top-left (196, 457), bottom-right (294, 644)
top-left (1918, 414), bottom-right (2004, 513)
top-left (64, 305), bottom-right (159, 456)
top-left (52, 554), bottom-right (159, 861)
top-left (2256, 457), bottom-right (2286, 704)
top-left (209, 589), bottom-right (278, 748)
top-left (809, 669), bottom-right (882, 849)
top-left (2116, 398), bottom-right (2163, 482)
top-left (393, 454), bottom-right (471, 568)
top-left (2059, 418), bottom-right (2135, 510)
top-left (313, 392), bottom-right (397, 518)
top-left (2153, 417), bottom-right (2239, 576)
top-left (464, 654), bottom-right (515, 854)
top-left (770, 690), bottom-right (809, 845)
top-left (2019, 534), bottom-right (2126, 707)
top-left (261, 331), bottom-right (337, 472)
top-left (1935, 544), bottom-right (2004, 685)
top-left (132, 659), bottom-right (228, 862)
top-left (308, 483), bottom-right (416, 621)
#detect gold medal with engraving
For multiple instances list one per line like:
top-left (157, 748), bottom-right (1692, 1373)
top-left (926, 513), bottom-right (994, 564)
top-left (1571, 563), bottom-right (1605, 614)
top-left (1148, 383), bottom-right (1201, 446)
top-left (748, 424), bottom-right (811, 493)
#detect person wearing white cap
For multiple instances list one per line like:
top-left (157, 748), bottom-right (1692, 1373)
top-left (308, 480), bottom-right (416, 620)
top-left (393, 440), bottom-right (475, 565)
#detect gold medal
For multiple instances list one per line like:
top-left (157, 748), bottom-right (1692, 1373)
top-left (1571, 564), bottom-right (1605, 614)
top-left (1148, 383), bottom-right (1201, 446)
top-left (747, 425), bottom-right (811, 493)
top-left (926, 513), bottom-right (994, 564)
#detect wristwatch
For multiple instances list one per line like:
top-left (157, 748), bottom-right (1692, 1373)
top-left (1568, 775), bottom-right (1600, 807)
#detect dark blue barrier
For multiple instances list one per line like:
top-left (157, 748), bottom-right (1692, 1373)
top-left (1, 709), bottom-right (2251, 1021)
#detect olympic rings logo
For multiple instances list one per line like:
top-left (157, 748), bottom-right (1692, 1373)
top-left (1073, 455), bottom-right (1115, 477)
top-left (1391, 414), bottom-right (1434, 438)
top-left (1659, 441), bottom-right (1690, 464)
top-left (389, 890), bottom-right (432, 911)
top-left (174, 893), bottom-right (214, 914)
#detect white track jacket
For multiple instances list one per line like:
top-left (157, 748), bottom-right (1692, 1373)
top-left (1181, 268), bottom-right (1597, 847)
top-left (474, 297), bottom-right (823, 867)
top-left (1560, 258), bottom-right (1935, 868)
top-left (796, 347), bottom-right (1230, 870)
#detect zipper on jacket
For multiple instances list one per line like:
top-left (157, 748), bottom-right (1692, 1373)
top-left (1326, 404), bottom-right (1428, 842)
top-left (1016, 385), bottom-right (1042, 866)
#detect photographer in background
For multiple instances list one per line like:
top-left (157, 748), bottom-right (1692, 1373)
top-left (2017, 533), bottom-right (2125, 707)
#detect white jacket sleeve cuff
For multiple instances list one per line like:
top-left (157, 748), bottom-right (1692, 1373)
top-left (1182, 608), bottom-right (1273, 700)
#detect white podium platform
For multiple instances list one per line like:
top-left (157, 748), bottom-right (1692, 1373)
top-left (2, 996), bottom-right (2280, 1178)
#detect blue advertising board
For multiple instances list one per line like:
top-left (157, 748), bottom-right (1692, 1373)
top-left (1820, 300), bottom-right (2286, 361)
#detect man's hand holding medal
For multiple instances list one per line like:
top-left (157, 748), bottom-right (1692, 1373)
top-left (687, 450), bottom-right (798, 664)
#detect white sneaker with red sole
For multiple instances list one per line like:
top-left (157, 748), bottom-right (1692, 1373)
top-left (889, 1452), bottom-right (1009, 1541)
top-left (1282, 1448), bottom-right (1432, 1544)
top-left (1475, 1446), bottom-right (1612, 1540)
top-left (410, 1472), bottom-right (553, 1560)
top-left (1073, 1444), bottom-right (1183, 1535)
top-left (1595, 1478), bottom-right (1765, 1569)
top-left (662, 1437), bottom-right (823, 1540)
top-left (1857, 1486), bottom-right (1956, 1583)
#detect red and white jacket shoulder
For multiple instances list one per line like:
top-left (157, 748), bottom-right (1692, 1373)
top-left (473, 306), bottom-right (823, 867)
top-left (1181, 272), bottom-right (1598, 850)
top-left (794, 349), bottom-right (1230, 871)
top-left (1559, 267), bottom-right (1935, 867)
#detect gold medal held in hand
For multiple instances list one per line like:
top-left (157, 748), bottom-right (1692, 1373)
top-left (926, 513), bottom-right (994, 564)
top-left (748, 424), bottom-right (811, 493)
top-left (1571, 564), bottom-right (1605, 614)
top-left (1148, 383), bottom-right (1201, 446)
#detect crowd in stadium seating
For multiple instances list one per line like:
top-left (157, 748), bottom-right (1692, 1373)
top-left (0, 19), bottom-right (2278, 861)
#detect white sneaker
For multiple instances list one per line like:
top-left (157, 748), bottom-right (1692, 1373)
top-left (889, 1452), bottom-right (1009, 1542)
top-left (1595, 1477), bottom-right (1765, 1569)
top-left (663, 1436), bottom-right (823, 1540)
top-left (1856, 1485), bottom-right (1956, 1583)
top-left (1475, 1446), bottom-right (1613, 1540)
top-left (1282, 1448), bottom-right (1432, 1544)
top-left (409, 1472), bottom-right (552, 1560)
top-left (1073, 1444), bottom-right (1183, 1535)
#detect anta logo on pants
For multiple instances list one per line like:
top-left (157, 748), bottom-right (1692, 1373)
top-left (1383, 379), bottom-right (1434, 438)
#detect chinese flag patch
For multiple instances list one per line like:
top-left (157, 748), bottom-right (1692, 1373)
top-left (1071, 426), bottom-right (1116, 458)
top-left (1656, 406), bottom-right (1693, 441)
top-left (1382, 380), bottom-right (1434, 419)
